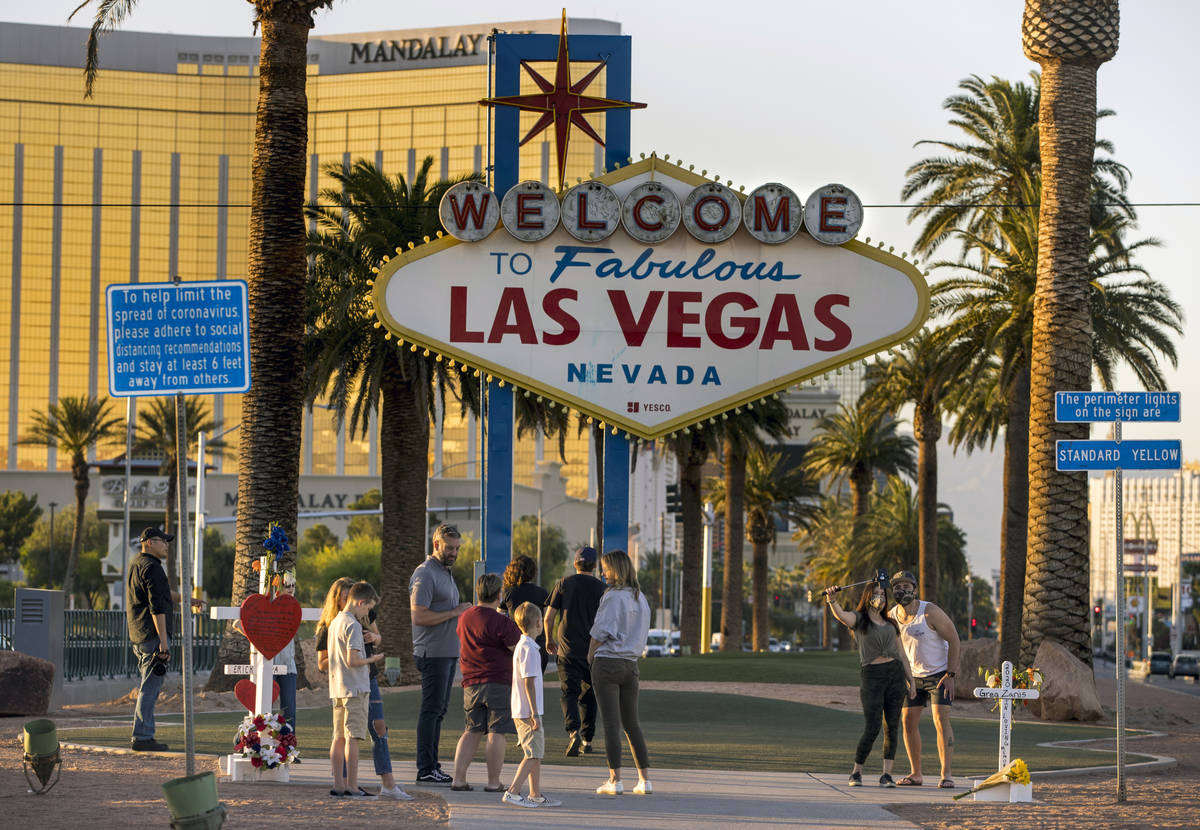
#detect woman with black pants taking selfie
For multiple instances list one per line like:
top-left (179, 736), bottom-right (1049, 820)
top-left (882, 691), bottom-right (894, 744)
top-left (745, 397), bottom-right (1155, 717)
top-left (825, 580), bottom-right (915, 787)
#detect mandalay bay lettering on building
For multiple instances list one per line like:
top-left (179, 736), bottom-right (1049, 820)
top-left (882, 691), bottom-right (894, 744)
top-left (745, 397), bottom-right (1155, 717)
top-left (373, 158), bottom-right (930, 440)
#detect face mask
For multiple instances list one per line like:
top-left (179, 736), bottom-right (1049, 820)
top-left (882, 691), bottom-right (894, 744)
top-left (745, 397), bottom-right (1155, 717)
top-left (894, 588), bottom-right (916, 606)
top-left (869, 596), bottom-right (886, 610)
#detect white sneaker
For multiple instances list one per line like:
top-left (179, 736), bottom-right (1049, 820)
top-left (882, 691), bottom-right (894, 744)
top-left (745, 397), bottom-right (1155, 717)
top-left (596, 780), bottom-right (623, 795)
top-left (380, 786), bottom-right (414, 801)
top-left (501, 791), bottom-right (536, 808)
top-left (632, 780), bottom-right (653, 795)
top-left (527, 794), bottom-right (562, 807)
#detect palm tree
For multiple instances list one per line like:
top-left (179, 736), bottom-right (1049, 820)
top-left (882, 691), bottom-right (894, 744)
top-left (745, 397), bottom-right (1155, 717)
top-left (862, 328), bottom-right (970, 603)
top-left (18, 395), bottom-right (123, 600)
top-left (74, 0), bottom-right (336, 688)
top-left (671, 427), bottom-right (716, 654)
top-left (796, 496), bottom-right (857, 649)
top-left (1020, 0), bottom-right (1121, 664)
top-left (305, 158), bottom-right (479, 683)
top-left (802, 400), bottom-right (916, 521)
top-left (711, 396), bottom-right (792, 652)
top-left (708, 447), bottom-right (819, 650)
top-left (132, 398), bottom-right (225, 590)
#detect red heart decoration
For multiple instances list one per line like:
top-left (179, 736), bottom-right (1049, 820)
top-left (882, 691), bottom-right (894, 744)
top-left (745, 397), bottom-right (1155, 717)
top-left (240, 593), bottom-right (302, 659)
top-left (234, 678), bottom-right (279, 712)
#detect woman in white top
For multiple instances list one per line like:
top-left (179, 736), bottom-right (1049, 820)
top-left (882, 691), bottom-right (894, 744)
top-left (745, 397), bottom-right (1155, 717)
top-left (587, 550), bottom-right (652, 796)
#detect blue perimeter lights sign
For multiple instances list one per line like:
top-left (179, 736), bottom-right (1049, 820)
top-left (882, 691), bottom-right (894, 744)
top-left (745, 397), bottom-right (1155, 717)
top-left (1055, 439), bottom-right (1182, 471)
top-left (107, 280), bottom-right (250, 396)
top-left (1055, 390), bottom-right (1180, 423)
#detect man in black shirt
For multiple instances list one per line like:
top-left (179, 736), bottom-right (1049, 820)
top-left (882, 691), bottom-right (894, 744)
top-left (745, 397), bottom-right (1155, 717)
top-left (126, 527), bottom-right (204, 751)
top-left (544, 546), bottom-right (606, 757)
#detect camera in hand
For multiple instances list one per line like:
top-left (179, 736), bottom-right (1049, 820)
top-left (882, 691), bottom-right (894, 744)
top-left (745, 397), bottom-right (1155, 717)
top-left (150, 650), bottom-right (169, 676)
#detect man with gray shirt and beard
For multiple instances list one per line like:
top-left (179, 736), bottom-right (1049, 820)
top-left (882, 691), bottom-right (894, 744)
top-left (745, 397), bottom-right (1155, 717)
top-left (410, 524), bottom-right (472, 785)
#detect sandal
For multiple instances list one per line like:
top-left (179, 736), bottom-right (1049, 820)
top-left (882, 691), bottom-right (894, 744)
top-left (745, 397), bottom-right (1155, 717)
top-left (450, 783), bottom-right (473, 792)
top-left (896, 775), bottom-right (923, 786)
top-left (938, 779), bottom-right (955, 789)
top-left (483, 784), bottom-right (508, 793)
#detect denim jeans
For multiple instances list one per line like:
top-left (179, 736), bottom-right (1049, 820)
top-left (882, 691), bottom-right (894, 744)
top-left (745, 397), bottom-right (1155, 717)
top-left (414, 655), bottom-right (457, 775)
top-left (277, 672), bottom-right (297, 733)
top-left (131, 639), bottom-right (164, 742)
top-left (367, 674), bottom-right (392, 775)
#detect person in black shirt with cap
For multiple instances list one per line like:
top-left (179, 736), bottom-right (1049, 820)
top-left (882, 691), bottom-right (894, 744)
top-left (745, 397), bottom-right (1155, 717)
top-left (126, 526), bottom-right (205, 751)
top-left (544, 546), bottom-right (606, 757)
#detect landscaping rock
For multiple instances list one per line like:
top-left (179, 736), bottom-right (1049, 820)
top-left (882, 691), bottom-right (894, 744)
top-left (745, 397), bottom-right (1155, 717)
top-left (955, 637), bottom-right (1000, 700)
top-left (0, 650), bottom-right (55, 716)
top-left (1028, 638), bottom-right (1103, 722)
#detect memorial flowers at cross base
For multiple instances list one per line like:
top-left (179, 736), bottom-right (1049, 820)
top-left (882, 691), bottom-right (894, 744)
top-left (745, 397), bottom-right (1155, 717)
top-left (978, 665), bottom-right (1044, 711)
top-left (234, 712), bottom-right (298, 769)
top-left (952, 758), bottom-right (1031, 800)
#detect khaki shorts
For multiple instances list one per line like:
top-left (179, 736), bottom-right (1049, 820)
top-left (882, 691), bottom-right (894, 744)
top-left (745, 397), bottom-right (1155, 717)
top-left (514, 716), bottom-right (544, 760)
top-left (333, 695), bottom-right (369, 740)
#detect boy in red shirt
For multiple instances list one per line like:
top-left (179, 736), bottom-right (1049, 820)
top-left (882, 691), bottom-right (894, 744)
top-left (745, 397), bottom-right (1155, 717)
top-left (451, 572), bottom-right (521, 792)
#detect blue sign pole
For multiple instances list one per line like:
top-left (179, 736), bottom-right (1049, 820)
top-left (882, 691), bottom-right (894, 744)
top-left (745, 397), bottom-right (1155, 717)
top-left (488, 27), bottom-right (635, 570)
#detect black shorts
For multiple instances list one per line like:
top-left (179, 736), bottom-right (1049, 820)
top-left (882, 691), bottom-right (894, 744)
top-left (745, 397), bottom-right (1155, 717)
top-left (463, 682), bottom-right (516, 734)
top-left (904, 671), bottom-right (952, 708)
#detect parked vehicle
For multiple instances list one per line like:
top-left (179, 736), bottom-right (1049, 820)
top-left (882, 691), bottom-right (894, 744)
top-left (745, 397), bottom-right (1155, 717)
top-left (644, 628), bottom-right (671, 658)
top-left (1149, 651), bottom-right (1173, 675)
top-left (768, 637), bottom-right (783, 653)
top-left (1169, 652), bottom-right (1199, 679)
top-left (669, 630), bottom-right (681, 656)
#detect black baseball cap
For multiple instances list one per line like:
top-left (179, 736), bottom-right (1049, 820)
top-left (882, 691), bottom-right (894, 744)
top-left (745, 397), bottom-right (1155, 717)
top-left (575, 546), bottom-right (598, 565)
top-left (891, 570), bottom-right (917, 587)
top-left (134, 527), bottom-right (175, 546)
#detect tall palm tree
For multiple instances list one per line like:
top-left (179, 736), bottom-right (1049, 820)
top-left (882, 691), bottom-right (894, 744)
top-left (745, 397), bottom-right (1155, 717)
top-left (796, 495), bottom-right (857, 649)
top-left (74, 0), bottom-right (337, 687)
top-left (708, 447), bottom-right (819, 650)
top-left (671, 427), bottom-right (715, 654)
top-left (802, 400), bottom-right (916, 521)
top-left (132, 398), bottom-right (225, 590)
top-left (19, 395), bottom-right (123, 599)
top-left (1021, 0), bottom-right (1120, 664)
top-left (712, 397), bottom-right (792, 652)
top-left (862, 328), bottom-right (970, 603)
top-left (305, 158), bottom-right (478, 683)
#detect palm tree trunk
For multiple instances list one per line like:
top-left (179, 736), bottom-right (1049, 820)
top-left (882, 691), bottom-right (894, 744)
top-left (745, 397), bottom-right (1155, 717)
top-left (720, 438), bottom-right (746, 651)
top-left (850, 467), bottom-right (872, 521)
top-left (750, 534), bottom-right (770, 651)
top-left (62, 456), bottom-right (89, 601)
top-left (999, 361), bottom-right (1030, 665)
top-left (1021, 55), bottom-right (1106, 666)
top-left (208, 8), bottom-right (313, 692)
top-left (381, 362), bottom-right (431, 685)
top-left (914, 404), bottom-right (941, 603)
top-left (677, 437), bottom-right (706, 653)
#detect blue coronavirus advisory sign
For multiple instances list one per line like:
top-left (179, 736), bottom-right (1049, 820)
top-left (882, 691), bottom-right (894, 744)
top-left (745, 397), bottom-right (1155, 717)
top-left (1056, 439), bottom-right (1183, 471)
top-left (1055, 390), bottom-right (1180, 422)
top-left (107, 280), bottom-right (250, 396)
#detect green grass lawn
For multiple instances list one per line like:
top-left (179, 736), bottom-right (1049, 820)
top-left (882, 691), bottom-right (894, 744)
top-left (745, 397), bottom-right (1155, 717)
top-left (633, 650), bottom-right (863, 685)
top-left (61, 688), bottom-right (1147, 776)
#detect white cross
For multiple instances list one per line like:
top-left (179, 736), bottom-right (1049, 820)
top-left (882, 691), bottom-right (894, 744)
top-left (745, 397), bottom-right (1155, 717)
top-left (209, 603), bottom-right (321, 713)
top-left (973, 660), bottom-right (1040, 769)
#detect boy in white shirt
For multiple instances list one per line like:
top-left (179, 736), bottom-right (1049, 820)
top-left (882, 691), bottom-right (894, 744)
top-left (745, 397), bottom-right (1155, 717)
top-left (328, 581), bottom-right (386, 798)
top-left (502, 602), bottom-right (561, 808)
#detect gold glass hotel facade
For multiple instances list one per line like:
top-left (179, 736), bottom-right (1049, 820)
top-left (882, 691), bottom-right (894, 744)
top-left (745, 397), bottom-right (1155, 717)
top-left (0, 18), bottom-right (620, 498)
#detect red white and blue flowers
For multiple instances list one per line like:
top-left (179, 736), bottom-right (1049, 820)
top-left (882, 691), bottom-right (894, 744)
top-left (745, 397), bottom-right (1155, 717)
top-left (234, 712), bottom-right (298, 769)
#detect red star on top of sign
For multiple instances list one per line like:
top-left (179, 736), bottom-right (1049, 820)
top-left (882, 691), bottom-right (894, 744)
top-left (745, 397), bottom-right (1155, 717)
top-left (480, 11), bottom-right (646, 191)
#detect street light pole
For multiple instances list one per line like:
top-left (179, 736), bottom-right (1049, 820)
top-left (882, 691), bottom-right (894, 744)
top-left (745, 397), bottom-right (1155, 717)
top-left (49, 501), bottom-right (58, 575)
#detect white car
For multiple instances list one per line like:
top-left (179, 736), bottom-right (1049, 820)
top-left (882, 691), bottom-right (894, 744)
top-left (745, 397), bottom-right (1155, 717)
top-left (643, 629), bottom-right (671, 658)
top-left (768, 637), bottom-right (783, 653)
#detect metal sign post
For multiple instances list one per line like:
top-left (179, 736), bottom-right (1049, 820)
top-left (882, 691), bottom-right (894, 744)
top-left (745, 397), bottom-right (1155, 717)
top-left (1055, 390), bottom-right (1182, 804)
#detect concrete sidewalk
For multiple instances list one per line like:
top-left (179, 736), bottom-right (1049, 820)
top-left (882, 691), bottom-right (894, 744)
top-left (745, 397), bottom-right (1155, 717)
top-left (264, 761), bottom-right (959, 829)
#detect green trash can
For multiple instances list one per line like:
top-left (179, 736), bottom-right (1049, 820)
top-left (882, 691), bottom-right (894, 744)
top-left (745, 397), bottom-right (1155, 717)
top-left (162, 770), bottom-right (219, 820)
top-left (23, 719), bottom-right (58, 757)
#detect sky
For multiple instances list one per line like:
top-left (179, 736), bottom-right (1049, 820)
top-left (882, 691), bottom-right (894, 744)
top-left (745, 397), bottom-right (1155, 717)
top-left (8, 1), bottom-right (1198, 578)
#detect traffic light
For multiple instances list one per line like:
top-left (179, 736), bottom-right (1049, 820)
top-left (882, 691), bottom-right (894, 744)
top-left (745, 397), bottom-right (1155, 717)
top-left (1093, 604), bottom-right (1102, 617)
top-left (970, 618), bottom-right (977, 635)
top-left (774, 594), bottom-right (781, 607)
top-left (665, 482), bottom-right (682, 514)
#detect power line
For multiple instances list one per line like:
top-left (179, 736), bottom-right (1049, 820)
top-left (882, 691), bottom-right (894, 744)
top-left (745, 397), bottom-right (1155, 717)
top-left (0, 201), bottom-right (1198, 209)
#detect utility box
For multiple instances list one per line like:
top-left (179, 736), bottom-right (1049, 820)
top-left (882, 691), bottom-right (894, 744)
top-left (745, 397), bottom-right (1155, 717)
top-left (13, 588), bottom-right (65, 709)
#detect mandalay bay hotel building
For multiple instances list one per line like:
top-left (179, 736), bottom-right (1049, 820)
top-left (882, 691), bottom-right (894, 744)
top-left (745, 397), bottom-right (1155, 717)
top-left (0, 17), bottom-right (674, 603)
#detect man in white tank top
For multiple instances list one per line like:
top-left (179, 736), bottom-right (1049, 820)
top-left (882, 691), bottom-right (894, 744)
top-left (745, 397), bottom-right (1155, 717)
top-left (887, 570), bottom-right (960, 788)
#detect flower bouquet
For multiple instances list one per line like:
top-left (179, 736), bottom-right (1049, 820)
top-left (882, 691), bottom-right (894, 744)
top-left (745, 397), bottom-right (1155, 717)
top-left (952, 758), bottom-right (1031, 801)
top-left (977, 665), bottom-right (1043, 711)
top-left (233, 712), bottom-right (299, 769)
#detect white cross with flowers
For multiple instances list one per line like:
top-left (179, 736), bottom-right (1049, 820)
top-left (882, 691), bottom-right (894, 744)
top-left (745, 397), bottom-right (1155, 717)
top-left (973, 660), bottom-right (1040, 769)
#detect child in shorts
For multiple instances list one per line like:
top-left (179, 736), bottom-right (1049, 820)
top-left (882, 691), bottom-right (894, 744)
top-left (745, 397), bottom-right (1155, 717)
top-left (328, 581), bottom-right (385, 798)
top-left (502, 601), bottom-right (561, 808)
